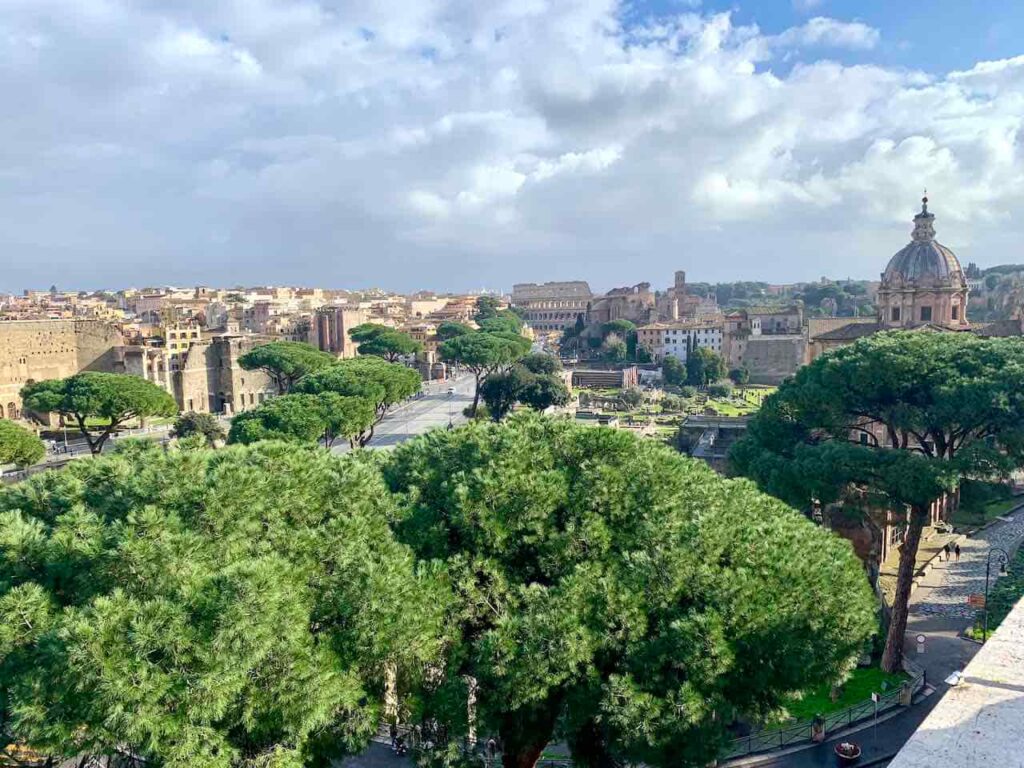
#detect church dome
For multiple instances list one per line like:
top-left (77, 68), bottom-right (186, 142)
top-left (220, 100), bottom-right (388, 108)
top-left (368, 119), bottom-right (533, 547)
top-left (882, 197), bottom-right (965, 286)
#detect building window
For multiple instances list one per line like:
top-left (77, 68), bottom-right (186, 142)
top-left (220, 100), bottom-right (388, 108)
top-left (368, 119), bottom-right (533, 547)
top-left (891, 307), bottom-right (901, 322)
top-left (920, 306), bottom-right (932, 322)
top-left (952, 305), bottom-right (959, 320)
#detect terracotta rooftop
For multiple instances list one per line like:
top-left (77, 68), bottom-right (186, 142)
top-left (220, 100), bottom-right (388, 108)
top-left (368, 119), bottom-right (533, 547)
top-left (973, 319), bottom-right (1024, 337)
top-left (810, 322), bottom-right (883, 341)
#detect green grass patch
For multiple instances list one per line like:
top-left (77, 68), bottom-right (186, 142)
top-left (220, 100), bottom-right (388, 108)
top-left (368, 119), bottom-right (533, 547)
top-left (738, 386), bottom-right (776, 407)
top-left (966, 545), bottom-right (1024, 641)
top-left (776, 667), bottom-right (908, 723)
top-left (952, 480), bottom-right (1020, 530)
top-left (703, 398), bottom-right (757, 417)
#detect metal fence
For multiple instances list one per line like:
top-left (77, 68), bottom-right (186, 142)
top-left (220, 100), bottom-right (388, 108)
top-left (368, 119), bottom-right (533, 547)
top-left (372, 669), bottom-right (924, 766)
top-left (720, 670), bottom-right (924, 761)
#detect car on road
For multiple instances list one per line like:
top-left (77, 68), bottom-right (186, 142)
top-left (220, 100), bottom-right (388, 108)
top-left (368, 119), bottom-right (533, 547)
top-left (446, 386), bottom-right (456, 396)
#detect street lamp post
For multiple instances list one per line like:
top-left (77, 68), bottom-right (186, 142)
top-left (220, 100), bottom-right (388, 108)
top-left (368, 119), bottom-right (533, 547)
top-left (983, 546), bottom-right (1010, 641)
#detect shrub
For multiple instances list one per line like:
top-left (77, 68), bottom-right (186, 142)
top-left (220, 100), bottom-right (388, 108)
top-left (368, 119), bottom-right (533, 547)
top-left (708, 382), bottom-right (733, 398)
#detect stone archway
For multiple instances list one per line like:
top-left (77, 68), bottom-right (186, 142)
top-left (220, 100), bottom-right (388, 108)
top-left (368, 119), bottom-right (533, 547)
top-left (7, 402), bottom-right (18, 420)
top-left (0, 403), bottom-right (5, 419)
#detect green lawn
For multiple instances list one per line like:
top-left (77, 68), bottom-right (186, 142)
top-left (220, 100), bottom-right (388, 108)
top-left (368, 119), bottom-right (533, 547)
top-left (739, 386), bottom-right (777, 407)
top-left (776, 667), bottom-right (908, 723)
top-left (966, 545), bottom-right (1024, 641)
top-left (952, 480), bottom-right (1021, 530)
top-left (704, 398), bottom-right (757, 417)
top-left (952, 497), bottom-right (1021, 529)
top-left (71, 415), bottom-right (176, 429)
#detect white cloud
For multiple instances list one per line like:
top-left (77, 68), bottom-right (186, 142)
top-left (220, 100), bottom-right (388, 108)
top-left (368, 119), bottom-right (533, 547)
top-left (150, 28), bottom-right (264, 79)
top-left (792, 0), bottom-right (825, 13)
top-left (408, 189), bottom-right (451, 219)
top-left (773, 17), bottom-right (880, 51)
top-left (1, 0), bottom-right (1022, 291)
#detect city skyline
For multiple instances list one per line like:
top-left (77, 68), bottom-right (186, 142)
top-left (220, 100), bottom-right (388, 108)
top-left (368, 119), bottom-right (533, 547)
top-left (4, 1), bottom-right (1024, 291)
top-left (4, 3), bottom-right (1024, 767)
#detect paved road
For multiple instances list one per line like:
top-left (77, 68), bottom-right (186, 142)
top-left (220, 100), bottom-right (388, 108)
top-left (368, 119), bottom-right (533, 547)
top-left (913, 504), bottom-right (1024, 618)
top-left (339, 742), bottom-right (413, 768)
top-left (324, 374), bottom-right (476, 454)
top-left (359, 374), bottom-right (476, 449)
top-left (3, 376), bottom-right (475, 480)
top-left (754, 508), bottom-right (1024, 768)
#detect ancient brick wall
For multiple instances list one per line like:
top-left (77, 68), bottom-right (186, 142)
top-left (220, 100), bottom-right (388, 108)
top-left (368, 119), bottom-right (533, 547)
top-left (172, 336), bottom-right (275, 414)
top-left (175, 343), bottom-right (219, 413)
top-left (0, 319), bottom-right (123, 419)
top-left (742, 335), bottom-right (807, 384)
top-left (74, 319), bottom-right (125, 373)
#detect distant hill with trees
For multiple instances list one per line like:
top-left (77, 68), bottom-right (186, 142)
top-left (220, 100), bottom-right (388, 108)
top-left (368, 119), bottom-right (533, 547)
top-left (685, 280), bottom-right (877, 318)
top-left (686, 268), bottom-right (1024, 323)
top-left (967, 264), bottom-right (1024, 322)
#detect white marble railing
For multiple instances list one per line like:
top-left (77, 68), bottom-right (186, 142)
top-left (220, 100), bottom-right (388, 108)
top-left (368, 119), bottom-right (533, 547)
top-left (887, 596), bottom-right (1024, 767)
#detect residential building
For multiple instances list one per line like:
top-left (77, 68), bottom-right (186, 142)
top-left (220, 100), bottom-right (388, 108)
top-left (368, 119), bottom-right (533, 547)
top-left (636, 321), bottom-right (724, 362)
top-left (162, 323), bottom-right (202, 368)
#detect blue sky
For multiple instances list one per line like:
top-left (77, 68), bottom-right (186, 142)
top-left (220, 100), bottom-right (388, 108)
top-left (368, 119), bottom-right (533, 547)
top-left (645, 0), bottom-right (1024, 73)
top-left (2, 0), bottom-right (1023, 292)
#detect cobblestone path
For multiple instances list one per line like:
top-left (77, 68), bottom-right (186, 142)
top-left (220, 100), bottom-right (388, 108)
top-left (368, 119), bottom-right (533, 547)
top-left (912, 505), bottom-right (1024, 619)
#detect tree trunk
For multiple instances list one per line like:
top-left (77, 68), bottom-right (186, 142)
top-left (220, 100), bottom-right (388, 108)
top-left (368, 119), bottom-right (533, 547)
top-left (567, 717), bottom-right (617, 768)
top-left (91, 426), bottom-right (118, 456)
top-left (499, 694), bottom-right (563, 768)
top-left (466, 675), bottom-right (478, 745)
top-left (880, 503), bottom-right (928, 673)
top-left (359, 423), bottom-right (375, 447)
top-left (384, 661), bottom-right (399, 723)
top-left (470, 374), bottom-right (482, 417)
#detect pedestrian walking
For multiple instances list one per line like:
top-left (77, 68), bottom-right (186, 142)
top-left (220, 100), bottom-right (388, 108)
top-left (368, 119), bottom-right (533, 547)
top-left (954, 543), bottom-right (961, 562)
top-left (943, 543), bottom-right (951, 562)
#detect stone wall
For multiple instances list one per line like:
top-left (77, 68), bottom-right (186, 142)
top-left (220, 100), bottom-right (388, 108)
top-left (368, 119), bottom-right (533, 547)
top-left (177, 345), bottom-right (218, 413)
top-left (310, 307), bottom-right (367, 358)
top-left (173, 335), bottom-right (275, 414)
top-left (75, 320), bottom-right (125, 373)
top-left (512, 281), bottom-right (593, 301)
top-left (0, 319), bottom-right (124, 419)
top-left (741, 335), bottom-right (806, 384)
top-left (0, 319), bottom-right (277, 421)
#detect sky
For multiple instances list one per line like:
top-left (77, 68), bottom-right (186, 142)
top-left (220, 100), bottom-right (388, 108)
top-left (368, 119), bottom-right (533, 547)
top-left (3, 0), bottom-right (1024, 293)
